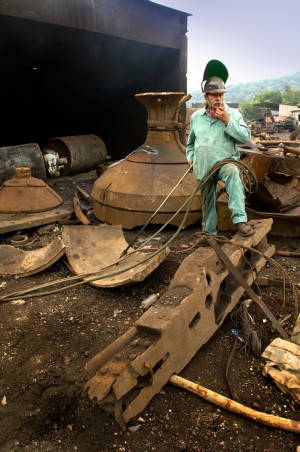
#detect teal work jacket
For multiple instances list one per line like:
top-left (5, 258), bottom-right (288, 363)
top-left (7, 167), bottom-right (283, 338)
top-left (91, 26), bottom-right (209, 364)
top-left (186, 104), bottom-right (251, 181)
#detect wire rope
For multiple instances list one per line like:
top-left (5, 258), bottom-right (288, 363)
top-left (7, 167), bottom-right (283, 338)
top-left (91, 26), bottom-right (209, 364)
top-left (0, 159), bottom-right (262, 302)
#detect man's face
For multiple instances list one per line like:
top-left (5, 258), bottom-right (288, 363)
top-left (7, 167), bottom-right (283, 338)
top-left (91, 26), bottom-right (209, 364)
top-left (205, 93), bottom-right (224, 109)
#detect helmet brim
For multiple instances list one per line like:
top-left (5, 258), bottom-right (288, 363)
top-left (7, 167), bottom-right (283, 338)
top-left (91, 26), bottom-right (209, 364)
top-left (205, 89), bottom-right (227, 94)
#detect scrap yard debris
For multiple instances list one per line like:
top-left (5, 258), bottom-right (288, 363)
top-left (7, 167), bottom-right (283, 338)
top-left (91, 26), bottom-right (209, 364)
top-left (0, 131), bottom-right (299, 450)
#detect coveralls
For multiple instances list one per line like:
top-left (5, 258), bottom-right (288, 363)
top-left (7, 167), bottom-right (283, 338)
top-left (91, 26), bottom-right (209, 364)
top-left (186, 104), bottom-right (251, 235)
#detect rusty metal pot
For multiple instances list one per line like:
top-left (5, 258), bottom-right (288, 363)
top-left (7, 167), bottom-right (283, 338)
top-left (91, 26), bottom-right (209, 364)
top-left (91, 92), bottom-right (201, 229)
top-left (0, 167), bottom-right (62, 213)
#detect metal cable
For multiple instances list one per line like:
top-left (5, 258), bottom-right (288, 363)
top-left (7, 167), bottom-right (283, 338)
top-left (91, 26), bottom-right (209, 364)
top-left (0, 160), bottom-right (261, 302)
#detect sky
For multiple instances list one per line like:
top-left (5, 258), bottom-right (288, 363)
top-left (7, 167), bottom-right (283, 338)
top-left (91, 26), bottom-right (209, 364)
top-left (151, 0), bottom-right (300, 89)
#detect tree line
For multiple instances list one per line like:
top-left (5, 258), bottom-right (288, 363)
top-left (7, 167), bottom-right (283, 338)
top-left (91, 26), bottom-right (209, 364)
top-left (240, 85), bottom-right (300, 121)
top-left (188, 71), bottom-right (300, 121)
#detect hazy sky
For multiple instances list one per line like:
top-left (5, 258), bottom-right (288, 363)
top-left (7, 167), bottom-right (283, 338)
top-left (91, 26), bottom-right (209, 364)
top-left (151, 0), bottom-right (300, 89)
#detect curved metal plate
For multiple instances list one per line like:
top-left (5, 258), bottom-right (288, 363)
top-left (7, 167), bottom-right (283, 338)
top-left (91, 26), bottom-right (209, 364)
top-left (62, 225), bottom-right (170, 288)
top-left (247, 181), bottom-right (281, 212)
top-left (0, 236), bottom-right (65, 277)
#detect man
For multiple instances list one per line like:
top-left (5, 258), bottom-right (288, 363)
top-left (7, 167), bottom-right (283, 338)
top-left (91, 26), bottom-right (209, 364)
top-left (186, 60), bottom-right (253, 237)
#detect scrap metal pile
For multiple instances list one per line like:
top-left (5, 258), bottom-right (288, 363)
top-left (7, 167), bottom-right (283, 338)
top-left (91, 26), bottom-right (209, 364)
top-left (216, 132), bottom-right (300, 237)
top-left (0, 101), bottom-right (299, 435)
top-left (84, 219), bottom-right (288, 429)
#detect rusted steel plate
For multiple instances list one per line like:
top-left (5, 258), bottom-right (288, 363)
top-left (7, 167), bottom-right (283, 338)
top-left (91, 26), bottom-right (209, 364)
top-left (85, 219), bottom-right (275, 427)
top-left (265, 172), bottom-right (300, 208)
top-left (217, 194), bottom-right (300, 237)
top-left (0, 236), bottom-right (65, 277)
top-left (241, 153), bottom-right (275, 183)
top-left (62, 225), bottom-right (170, 288)
top-left (241, 150), bottom-right (300, 179)
top-left (247, 181), bottom-right (281, 212)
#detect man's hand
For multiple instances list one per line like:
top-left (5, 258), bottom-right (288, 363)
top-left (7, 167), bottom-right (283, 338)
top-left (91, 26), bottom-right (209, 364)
top-left (215, 106), bottom-right (230, 125)
top-left (187, 161), bottom-right (193, 172)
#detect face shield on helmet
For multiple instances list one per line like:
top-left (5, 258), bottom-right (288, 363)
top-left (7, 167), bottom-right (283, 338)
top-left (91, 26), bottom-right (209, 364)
top-left (202, 76), bottom-right (226, 94)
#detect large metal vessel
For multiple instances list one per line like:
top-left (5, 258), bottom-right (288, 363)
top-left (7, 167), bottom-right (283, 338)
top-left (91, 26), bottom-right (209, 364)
top-left (92, 92), bottom-right (201, 229)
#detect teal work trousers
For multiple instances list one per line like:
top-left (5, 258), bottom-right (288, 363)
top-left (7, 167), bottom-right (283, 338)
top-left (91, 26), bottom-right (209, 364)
top-left (200, 163), bottom-right (247, 235)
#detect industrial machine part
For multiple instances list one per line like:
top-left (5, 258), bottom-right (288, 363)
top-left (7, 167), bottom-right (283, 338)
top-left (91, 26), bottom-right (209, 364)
top-left (85, 219), bottom-right (276, 429)
top-left (61, 225), bottom-right (170, 288)
top-left (0, 236), bottom-right (65, 277)
top-left (92, 92), bottom-right (201, 229)
top-left (42, 134), bottom-right (107, 176)
top-left (0, 143), bottom-right (47, 186)
top-left (43, 151), bottom-right (68, 177)
top-left (0, 167), bottom-right (62, 213)
top-left (234, 152), bottom-right (300, 236)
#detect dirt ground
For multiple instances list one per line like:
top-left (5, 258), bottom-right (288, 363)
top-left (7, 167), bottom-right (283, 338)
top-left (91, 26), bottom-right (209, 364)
top-left (0, 168), bottom-right (300, 452)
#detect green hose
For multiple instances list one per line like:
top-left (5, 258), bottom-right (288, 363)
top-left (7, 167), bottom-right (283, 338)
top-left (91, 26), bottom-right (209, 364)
top-left (0, 159), bottom-right (258, 302)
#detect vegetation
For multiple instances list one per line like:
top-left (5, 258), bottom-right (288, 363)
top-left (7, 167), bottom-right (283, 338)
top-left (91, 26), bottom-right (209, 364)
top-left (240, 86), bottom-right (300, 121)
top-left (188, 71), bottom-right (300, 103)
top-left (188, 72), bottom-right (300, 122)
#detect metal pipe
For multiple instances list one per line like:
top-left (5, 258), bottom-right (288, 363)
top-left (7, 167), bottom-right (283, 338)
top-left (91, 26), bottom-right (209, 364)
top-left (169, 374), bottom-right (300, 434)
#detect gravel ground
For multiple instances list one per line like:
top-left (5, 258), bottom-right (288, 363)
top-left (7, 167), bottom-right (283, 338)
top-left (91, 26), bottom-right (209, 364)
top-left (0, 216), bottom-right (299, 452)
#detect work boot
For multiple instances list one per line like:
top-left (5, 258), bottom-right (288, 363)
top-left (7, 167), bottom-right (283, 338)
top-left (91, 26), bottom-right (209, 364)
top-left (237, 222), bottom-right (254, 237)
top-left (195, 232), bottom-right (211, 246)
top-left (198, 237), bottom-right (209, 246)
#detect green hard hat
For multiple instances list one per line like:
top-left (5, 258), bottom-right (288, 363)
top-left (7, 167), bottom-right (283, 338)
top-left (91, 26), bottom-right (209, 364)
top-left (202, 59), bottom-right (229, 84)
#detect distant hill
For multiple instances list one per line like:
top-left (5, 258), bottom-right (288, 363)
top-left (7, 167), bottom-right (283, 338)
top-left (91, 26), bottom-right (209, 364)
top-left (187, 72), bottom-right (300, 105)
